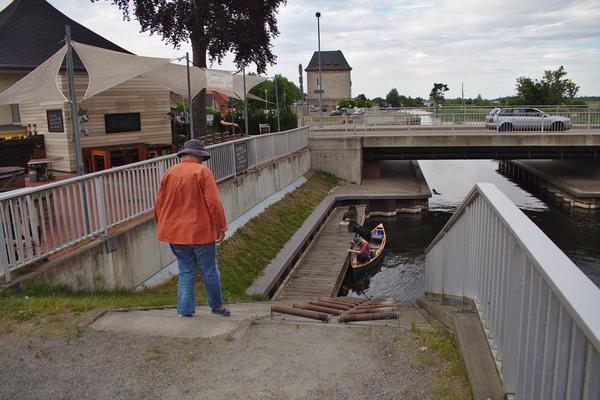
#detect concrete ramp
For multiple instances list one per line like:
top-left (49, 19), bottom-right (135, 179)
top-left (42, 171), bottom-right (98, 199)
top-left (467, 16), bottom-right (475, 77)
top-left (90, 302), bottom-right (272, 339)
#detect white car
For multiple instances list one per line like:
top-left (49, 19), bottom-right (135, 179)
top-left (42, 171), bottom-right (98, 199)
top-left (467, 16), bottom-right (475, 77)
top-left (487, 107), bottom-right (571, 131)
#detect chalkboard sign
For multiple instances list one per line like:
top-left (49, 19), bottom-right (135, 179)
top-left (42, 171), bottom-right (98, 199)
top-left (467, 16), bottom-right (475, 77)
top-left (46, 110), bottom-right (64, 132)
top-left (105, 112), bottom-right (141, 134)
top-left (234, 142), bottom-right (248, 173)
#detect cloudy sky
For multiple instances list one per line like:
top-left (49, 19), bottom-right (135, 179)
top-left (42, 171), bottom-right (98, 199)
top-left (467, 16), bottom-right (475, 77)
top-left (2, 0), bottom-right (599, 99)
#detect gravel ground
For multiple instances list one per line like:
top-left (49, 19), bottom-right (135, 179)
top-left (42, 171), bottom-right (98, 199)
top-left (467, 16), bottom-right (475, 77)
top-left (0, 318), bottom-right (463, 400)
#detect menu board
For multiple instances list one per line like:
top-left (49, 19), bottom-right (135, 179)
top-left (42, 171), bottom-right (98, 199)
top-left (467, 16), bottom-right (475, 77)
top-left (234, 141), bottom-right (249, 173)
top-left (46, 110), bottom-right (64, 132)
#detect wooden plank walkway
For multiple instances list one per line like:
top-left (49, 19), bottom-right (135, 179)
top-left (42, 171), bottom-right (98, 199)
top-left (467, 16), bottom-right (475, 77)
top-left (275, 206), bottom-right (365, 301)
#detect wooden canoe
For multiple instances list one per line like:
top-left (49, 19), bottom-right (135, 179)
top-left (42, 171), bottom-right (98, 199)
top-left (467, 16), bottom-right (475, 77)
top-left (350, 223), bottom-right (386, 277)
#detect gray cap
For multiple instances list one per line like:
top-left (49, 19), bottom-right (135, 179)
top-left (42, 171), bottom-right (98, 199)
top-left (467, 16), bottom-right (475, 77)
top-left (177, 139), bottom-right (211, 160)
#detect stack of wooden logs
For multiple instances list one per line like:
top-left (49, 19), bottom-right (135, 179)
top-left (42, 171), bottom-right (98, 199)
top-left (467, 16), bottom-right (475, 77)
top-left (271, 297), bottom-right (399, 323)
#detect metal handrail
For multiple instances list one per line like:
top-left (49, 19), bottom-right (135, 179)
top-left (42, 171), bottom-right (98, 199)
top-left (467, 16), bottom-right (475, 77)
top-left (0, 127), bottom-right (309, 280)
top-left (425, 183), bottom-right (600, 397)
top-left (0, 127), bottom-right (309, 202)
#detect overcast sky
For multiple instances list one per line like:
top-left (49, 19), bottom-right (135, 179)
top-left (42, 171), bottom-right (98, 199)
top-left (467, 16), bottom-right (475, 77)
top-left (2, 0), bottom-right (599, 99)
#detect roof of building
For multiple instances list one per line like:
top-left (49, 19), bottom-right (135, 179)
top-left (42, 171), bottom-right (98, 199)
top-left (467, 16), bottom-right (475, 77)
top-left (305, 50), bottom-right (352, 72)
top-left (0, 0), bottom-right (131, 73)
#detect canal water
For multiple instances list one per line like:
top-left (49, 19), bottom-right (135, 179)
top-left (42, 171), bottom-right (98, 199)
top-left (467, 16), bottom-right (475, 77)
top-left (340, 160), bottom-right (600, 303)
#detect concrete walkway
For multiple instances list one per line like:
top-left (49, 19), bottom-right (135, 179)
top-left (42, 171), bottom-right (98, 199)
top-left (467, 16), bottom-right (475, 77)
top-left (90, 301), bottom-right (434, 339)
top-left (333, 160), bottom-right (431, 199)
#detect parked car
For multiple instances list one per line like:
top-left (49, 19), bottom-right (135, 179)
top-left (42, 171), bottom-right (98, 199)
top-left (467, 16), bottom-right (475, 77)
top-left (330, 107), bottom-right (348, 116)
top-left (487, 107), bottom-right (571, 131)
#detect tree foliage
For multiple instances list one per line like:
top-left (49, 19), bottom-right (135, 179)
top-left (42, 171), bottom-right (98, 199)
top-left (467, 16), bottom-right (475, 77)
top-left (93, 0), bottom-right (286, 135)
top-left (515, 66), bottom-right (580, 104)
top-left (429, 83), bottom-right (449, 104)
top-left (385, 88), bottom-right (401, 107)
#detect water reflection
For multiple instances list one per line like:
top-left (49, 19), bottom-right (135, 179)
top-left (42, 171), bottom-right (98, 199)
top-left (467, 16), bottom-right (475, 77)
top-left (341, 160), bottom-right (600, 303)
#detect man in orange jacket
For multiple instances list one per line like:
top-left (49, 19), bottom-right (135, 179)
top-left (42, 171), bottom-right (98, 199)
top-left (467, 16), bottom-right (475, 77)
top-left (154, 139), bottom-right (230, 317)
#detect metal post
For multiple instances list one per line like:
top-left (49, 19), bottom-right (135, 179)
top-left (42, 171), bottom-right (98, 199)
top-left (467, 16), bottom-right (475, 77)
top-left (316, 12), bottom-right (323, 128)
top-left (186, 52), bottom-right (194, 138)
top-left (264, 89), bottom-right (268, 110)
top-left (65, 26), bottom-right (85, 176)
top-left (274, 76), bottom-right (281, 132)
top-left (65, 25), bottom-right (91, 234)
top-left (243, 66), bottom-right (248, 136)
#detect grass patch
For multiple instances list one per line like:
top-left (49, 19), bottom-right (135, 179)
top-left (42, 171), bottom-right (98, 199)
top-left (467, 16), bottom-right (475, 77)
top-left (412, 327), bottom-right (472, 400)
top-left (0, 172), bottom-right (340, 324)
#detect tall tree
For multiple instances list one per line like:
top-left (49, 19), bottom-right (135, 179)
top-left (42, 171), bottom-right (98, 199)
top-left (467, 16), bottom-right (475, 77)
top-left (429, 83), bottom-right (449, 105)
top-left (94, 0), bottom-right (286, 136)
top-left (385, 88), bottom-right (401, 107)
top-left (515, 66), bottom-right (579, 104)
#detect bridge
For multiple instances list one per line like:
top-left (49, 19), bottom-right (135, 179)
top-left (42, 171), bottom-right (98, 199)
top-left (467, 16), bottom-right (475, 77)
top-left (310, 128), bottom-right (600, 183)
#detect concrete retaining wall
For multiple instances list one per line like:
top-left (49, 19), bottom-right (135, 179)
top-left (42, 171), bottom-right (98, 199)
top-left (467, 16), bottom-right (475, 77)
top-left (21, 149), bottom-right (310, 291)
top-left (309, 137), bottom-right (362, 183)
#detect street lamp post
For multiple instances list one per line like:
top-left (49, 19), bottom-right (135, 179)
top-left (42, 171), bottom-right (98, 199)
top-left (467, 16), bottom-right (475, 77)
top-left (316, 12), bottom-right (323, 128)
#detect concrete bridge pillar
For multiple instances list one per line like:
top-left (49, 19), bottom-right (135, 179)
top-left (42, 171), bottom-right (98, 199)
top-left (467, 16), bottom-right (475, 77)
top-left (309, 137), bottom-right (363, 183)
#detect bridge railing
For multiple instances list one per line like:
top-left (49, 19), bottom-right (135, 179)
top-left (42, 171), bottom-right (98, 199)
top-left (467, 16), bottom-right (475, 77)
top-left (0, 127), bottom-right (309, 282)
top-left (306, 108), bottom-right (600, 135)
top-left (425, 183), bottom-right (600, 399)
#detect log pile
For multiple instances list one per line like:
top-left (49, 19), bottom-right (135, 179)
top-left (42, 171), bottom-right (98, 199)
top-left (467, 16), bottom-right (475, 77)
top-left (270, 296), bottom-right (399, 323)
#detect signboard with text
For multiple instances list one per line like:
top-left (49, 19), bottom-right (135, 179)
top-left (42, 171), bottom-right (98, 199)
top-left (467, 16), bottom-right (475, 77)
top-left (234, 141), bottom-right (248, 173)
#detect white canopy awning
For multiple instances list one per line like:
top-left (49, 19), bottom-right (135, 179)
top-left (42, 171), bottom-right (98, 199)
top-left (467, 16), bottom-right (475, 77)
top-left (232, 74), bottom-right (268, 100)
top-left (0, 45), bottom-right (68, 105)
top-left (0, 42), bottom-right (268, 106)
top-left (142, 62), bottom-right (207, 98)
top-left (72, 41), bottom-right (172, 100)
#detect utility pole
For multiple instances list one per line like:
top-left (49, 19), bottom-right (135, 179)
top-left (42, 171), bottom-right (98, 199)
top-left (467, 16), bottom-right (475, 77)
top-left (243, 66), bottom-right (248, 136)
top-left (186, 52), bottom-right (194, 138)
top-left (316, 12), bottom-right (323, 128)
top-left (274, 76), bottom-right (281, 132)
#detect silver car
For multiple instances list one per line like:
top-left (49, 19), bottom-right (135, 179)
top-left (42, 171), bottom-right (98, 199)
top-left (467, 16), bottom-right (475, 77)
top-left (487, 107), bottom-right (571, 131)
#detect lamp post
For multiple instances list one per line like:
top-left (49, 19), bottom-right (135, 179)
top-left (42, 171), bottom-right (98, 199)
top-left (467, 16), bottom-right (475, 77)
top-left (316, 12), bottom-right (323, 128)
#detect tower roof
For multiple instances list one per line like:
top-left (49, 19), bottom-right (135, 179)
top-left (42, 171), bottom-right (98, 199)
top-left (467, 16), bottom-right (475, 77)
top-left (305, 50), bottom-right (352, 72)
top-left (0, 0), bottom-right (131, 73)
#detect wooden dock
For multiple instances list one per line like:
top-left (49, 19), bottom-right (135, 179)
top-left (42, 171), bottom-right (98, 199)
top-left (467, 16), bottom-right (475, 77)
top-left (274, 205), bottom-right (365, 301)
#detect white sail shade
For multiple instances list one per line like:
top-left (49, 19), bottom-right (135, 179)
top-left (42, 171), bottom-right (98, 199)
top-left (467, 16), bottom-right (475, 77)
top-left (0, 45), bottom-right (68, 105)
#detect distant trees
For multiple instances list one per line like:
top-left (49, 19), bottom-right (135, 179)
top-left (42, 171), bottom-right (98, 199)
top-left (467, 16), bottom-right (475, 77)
top-left (384, 89), bottom-right (424, 107)
top-left (515, 66), bottom-right (580, 105)
top-left (385, 89), bottom-right (401, 107)
top-left (429, 83), bottom-right (449, 105)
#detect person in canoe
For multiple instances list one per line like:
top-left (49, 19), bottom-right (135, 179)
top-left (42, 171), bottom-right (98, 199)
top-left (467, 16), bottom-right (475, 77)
top-left (349, 237), bottom-right (371, 263)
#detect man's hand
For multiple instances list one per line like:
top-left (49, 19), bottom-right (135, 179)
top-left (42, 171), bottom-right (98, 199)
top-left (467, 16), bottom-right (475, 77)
top-left (216, 231), bottom-right (225, 244)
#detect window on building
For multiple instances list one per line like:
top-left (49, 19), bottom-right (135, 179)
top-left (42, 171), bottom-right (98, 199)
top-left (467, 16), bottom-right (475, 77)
top-left (10, 104), bottom-right (20, 124)
top-left (105, 112), bottom-right (141, 134)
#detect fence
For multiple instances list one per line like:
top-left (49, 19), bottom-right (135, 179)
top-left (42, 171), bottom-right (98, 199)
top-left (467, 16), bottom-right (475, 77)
top-left (425, 183), bottom-right (600, 399)
top-left (304, 107), bottom-right (600, 136)
top-left (0, 127), bottom-right (309, 282)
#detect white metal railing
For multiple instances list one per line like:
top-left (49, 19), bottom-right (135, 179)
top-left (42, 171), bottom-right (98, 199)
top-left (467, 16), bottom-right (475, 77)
top-left (425, 183), bottom-right (600, 399)
top-left (305, 107), bottom-right (600, 136)
top-left (0, 127), bottom-right (309, 281)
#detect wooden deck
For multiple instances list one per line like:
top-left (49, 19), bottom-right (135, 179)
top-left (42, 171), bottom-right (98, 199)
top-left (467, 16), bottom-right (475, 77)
top-left (274, 205), bottom-right (365, 301)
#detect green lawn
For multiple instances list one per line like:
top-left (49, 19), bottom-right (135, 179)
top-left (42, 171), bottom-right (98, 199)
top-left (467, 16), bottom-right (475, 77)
top-left (0, 172), bottom-right (340, 326)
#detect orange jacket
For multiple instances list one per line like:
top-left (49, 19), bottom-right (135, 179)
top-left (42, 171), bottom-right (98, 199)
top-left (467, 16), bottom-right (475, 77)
top-left (154, 159), bottom-right (228, 244)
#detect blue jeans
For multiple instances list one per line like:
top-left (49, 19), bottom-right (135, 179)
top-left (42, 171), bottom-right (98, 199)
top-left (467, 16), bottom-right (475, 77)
top-left (169, 243), bottom-right (224, 315)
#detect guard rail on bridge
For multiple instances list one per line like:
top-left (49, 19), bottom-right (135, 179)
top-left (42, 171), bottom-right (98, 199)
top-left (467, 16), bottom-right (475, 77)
top-left (305, 108), bottom-right (600, 136)
top-left (0, 127), bottom-right (309, 282)
top-left (425, 183), bottom-right (600, 399)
